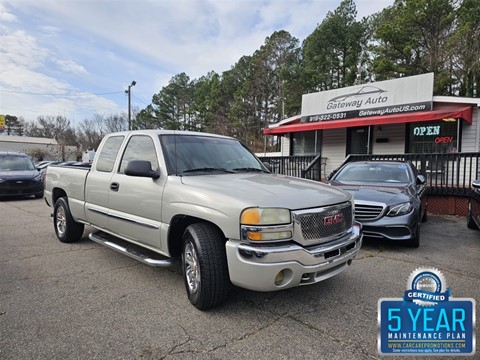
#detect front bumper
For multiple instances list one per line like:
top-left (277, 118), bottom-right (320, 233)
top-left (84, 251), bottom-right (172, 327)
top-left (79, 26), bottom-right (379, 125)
top-left (225, 223), bottom-right (362, 292)
top-left (359, 212), bottom-right (418, 241)
top-left (0, 181), bottom-right (44, 197)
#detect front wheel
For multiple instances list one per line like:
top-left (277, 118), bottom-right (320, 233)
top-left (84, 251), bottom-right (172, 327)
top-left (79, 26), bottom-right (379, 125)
top-left (467, 205), bottom-right (479, 230)
top-left (408, 223), bottom-right (420, 248)
top-left (421, 206), bottom-right (428, 223)
top-left (182, 223), bottom-right (231, 310)
top-left (53, 197), bottom-right (84, 243)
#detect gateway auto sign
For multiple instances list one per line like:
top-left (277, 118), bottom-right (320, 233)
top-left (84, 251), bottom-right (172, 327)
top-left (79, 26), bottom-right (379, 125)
top-left (301, 73), bottom-right (434, 123)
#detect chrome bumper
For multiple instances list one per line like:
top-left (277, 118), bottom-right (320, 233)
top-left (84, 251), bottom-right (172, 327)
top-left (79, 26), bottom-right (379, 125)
top-left (225, 223), bottom-right (362, 292)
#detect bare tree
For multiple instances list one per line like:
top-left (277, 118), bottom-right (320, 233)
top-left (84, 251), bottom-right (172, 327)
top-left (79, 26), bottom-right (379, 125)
top-left (76, 116), bottom-right (106, 151)
top-left (25, 115), bottom-right (71, 139)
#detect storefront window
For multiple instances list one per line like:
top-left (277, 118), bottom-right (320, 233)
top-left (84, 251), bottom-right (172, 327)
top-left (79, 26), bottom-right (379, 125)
top-left (407, 120), bottom-right (459, 153)
top-left (291, 131), bottom-right (320, 155)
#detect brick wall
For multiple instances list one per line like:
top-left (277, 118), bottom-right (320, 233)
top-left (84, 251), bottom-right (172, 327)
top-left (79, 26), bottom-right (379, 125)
top-left (427, 196), bottom-right (468, 217)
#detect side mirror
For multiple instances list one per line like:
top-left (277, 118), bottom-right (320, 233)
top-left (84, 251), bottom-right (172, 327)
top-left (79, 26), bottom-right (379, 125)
top-left (262, 161), bottom-right (273, 172)
top-left (125, 160), bottom-right (160, 179)
top-left (416, 174), bottom-right (426, 185)
top-left (326, 170), bottom-right (337, 181)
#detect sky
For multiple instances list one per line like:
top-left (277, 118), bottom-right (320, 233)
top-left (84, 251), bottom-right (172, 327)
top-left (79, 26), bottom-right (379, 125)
top-left (0, 0), bottom-right (393, 127)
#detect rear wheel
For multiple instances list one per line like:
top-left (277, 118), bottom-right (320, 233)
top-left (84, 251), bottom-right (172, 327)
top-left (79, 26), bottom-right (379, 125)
top-left (53, 197), bottom-right (84, 243)
top-left (182, 223), bottom-right (231, 310)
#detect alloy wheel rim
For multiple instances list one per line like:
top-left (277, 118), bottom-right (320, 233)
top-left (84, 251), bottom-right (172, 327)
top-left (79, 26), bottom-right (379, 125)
top-left (56, 206), bottom-right (67, 237)
top-left (184, 242), bottom-right (200, 294)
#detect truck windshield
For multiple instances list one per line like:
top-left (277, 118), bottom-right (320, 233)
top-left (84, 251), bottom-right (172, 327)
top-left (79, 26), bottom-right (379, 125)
top-left (159, 134), bottom-right (268, 175)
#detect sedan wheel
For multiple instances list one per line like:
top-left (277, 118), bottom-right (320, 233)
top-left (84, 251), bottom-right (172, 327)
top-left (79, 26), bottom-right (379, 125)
top-left (409, 224), bottom-right (420, 248)
top-left (467, 203), bottom-right (479, 230)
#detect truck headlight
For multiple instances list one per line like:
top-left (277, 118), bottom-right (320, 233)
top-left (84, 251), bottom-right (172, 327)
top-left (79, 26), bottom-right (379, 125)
top-left (241, 208), bottom-right (291, 225)
top-left (240, 208), bottom-right (292, 241)
top-left (387, 202), bottom-right (413, 217)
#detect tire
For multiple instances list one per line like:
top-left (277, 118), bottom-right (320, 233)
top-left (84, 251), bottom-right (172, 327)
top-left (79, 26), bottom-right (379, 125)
top-left (467, 205), bottom-right (479, 230)
top-left (182, 223), bottom-right (231, 310)
top-left (53, 197), bottom-right (85, 243)
top-left (421, 208), bottom-right (427, 223)
top-left (34, 192), bottom-right (44, 199)
top-left (409, 224), bottom-right (420, 248)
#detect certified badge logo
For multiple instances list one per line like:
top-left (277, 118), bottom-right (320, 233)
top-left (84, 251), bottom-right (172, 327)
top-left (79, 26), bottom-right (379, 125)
top-left (404, 268), bottom-right (449, 306)
top-left (378, 267), bottom-right (476, 356)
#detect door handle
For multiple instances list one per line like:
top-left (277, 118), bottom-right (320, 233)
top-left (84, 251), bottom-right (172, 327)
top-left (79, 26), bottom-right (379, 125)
top-left (110, 182), bottom-right (119, 191)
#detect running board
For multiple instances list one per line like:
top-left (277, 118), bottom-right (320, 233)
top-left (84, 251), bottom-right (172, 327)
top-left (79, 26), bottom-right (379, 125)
top-left (89, 231), bottom-right (177, 267)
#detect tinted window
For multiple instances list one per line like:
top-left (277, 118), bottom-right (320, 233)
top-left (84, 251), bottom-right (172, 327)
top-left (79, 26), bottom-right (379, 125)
top-left (118, 135), bottom-right (159, 174)
top-left (95, 136), bottom-right (124, 172)
top-left (335, 163), bottom-right (411, 183)
top-left (160, 134), bottom-right (263, 175)
top-left (0, 155), bottom-right (35, 171)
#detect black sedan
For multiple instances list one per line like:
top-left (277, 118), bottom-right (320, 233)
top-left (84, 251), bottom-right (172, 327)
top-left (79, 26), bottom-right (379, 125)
top-left (328, 160), bottom-right (427, 247)
top-left (0, 152), bottom-right (44, 199)
top-left (467, 180), bottom-right (480, 230)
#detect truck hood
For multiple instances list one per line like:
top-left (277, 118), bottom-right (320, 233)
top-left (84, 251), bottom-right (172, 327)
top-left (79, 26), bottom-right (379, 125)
top-left (179, 173), bottom-right (351, 210)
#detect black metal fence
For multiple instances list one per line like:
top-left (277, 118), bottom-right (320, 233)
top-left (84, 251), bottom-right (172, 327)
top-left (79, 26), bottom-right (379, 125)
top-left (259, 153), bottom-right (480, 197)
top-left (259, 155), bottom-right (327, 180)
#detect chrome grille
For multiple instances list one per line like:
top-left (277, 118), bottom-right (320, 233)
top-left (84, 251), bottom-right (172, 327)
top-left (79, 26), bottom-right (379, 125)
top-left (354, 201), bottom-right (385, 221)
top-left (293, 202), bottom-right (353, 245)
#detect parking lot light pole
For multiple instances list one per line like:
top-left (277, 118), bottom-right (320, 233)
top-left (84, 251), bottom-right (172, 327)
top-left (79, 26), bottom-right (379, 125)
top-left (126, 80), bottom-right (136, 130)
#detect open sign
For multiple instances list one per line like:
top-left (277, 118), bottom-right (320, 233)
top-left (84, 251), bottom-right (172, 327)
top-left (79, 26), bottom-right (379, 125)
top-left (435, 136), bottom-right (453, 144)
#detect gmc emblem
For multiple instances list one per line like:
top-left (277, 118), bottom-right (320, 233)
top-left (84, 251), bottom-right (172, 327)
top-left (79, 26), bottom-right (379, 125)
top-left (323, 214), bottom-right (343, 225)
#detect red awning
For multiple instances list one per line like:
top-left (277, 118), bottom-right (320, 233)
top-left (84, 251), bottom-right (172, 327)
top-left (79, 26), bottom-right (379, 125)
top-left (264, 106), bottom-right (472, 135)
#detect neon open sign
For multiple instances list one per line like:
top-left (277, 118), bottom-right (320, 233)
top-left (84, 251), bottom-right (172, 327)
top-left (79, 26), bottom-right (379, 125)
top-left (435, 136), bottom-right (453, 144)
top-left (413, 126), bottom-right (440, 136)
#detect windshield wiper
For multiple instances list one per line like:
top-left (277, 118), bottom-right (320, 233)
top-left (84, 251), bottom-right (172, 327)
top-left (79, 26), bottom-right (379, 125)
top-left (182, 167), bottom-right (234, 174)
top-left (232, 167), bottom-right (268, 173)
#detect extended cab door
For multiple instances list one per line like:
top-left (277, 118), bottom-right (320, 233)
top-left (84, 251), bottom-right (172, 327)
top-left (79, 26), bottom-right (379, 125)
top-left (85, 135), bottom-right (125, 231)
top-left (107, 134), bottom-right (165, 250)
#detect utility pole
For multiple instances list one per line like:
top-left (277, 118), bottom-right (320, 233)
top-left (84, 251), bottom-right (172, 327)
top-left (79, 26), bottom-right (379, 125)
top-left (125, 80), bottom-right (136, 130)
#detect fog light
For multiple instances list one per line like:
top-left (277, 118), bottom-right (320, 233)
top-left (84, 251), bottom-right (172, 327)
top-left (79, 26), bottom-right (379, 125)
top-left (274, 270), bottom-right (285, 286)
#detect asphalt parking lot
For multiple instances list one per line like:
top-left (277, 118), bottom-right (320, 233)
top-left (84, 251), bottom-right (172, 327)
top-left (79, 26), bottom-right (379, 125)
top-left (0, 197), bottom-right (479, 360)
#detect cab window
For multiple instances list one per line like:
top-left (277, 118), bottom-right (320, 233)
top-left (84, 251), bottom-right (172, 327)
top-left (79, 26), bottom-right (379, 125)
top-left (95, 136), bottom-right (124, 172)
top-left (118, 135), bottom-right (159, 174)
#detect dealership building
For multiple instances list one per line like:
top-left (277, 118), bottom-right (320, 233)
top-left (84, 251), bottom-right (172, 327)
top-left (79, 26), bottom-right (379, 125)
top-left (264, 73), bottom-right (480, 179)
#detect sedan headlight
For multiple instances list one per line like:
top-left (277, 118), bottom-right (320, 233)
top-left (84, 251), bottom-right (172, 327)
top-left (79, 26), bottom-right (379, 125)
top-left (240, 207), bottom-right (292, 241)
top-left (0, 177), bottom-right (4, 183)
top-left (33, 174), bottom-right (43, 182)
top-left (387, 202), bottom-right (413, 217)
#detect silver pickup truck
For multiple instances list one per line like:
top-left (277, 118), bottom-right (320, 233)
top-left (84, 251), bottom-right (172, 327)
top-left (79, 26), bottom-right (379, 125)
top-left (45, 130), bottom-right (362, 310)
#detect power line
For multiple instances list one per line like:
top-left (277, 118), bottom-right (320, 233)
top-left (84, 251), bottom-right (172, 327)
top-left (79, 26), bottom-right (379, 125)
top-left (0, 88), bottom-right (123, 97)
top-left (131, 94), bottom-right (150, 106)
